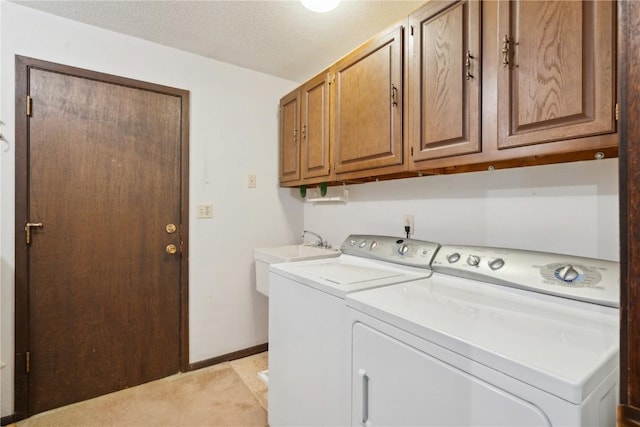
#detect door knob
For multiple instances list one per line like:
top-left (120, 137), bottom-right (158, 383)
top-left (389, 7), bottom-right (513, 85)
top-left (166, 244), bottom-right (177, 255)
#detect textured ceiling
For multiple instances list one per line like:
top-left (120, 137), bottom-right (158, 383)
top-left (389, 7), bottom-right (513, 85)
top-left (11, 0), bottom-right (427, 83)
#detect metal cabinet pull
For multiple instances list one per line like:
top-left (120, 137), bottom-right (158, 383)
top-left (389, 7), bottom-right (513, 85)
top-left (302, 125), bottom-right (307, 140)
top-left (391, 84), bottom-right (398, 107)
top-left (25, 222), bottom-right (43, 245)
top-left (465, 50), bottom-right (474, 80)
top-left (359, 368), bottom-right (370, 426)
top-left (502, 35), bottom-right (510, 67)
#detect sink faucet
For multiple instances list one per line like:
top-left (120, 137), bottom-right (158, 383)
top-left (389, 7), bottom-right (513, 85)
top-left (302, 230), bottom-right (330, 249)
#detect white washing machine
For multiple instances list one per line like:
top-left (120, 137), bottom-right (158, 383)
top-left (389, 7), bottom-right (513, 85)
top-left (268, 235), bottom-right (440, 427)
top-left (346, 245), bottom-right (619, 426)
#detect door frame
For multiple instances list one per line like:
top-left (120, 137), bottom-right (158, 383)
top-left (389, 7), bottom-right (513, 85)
top-left (13, 55), bottom-right (190, 420)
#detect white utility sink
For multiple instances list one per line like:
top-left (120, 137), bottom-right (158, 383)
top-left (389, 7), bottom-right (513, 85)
top-left (254, 245), bottom-right (340, 296)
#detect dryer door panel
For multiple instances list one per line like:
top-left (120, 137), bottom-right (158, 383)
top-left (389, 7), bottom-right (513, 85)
top-left (352, 322), bottom-right (551, 426)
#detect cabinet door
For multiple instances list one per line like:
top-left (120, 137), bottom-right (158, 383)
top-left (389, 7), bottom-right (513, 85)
top-left (409, 0), bottom-right (481, 162)
top-left (333, 25), bottom-right (404, 175)
top-left (301, 73), bottom-right (331, 180)
top-left (497, 0), bottom-right (616, 149)
top-left (279, 90), bottom-right (300, 183)
top-left (352, 322), bottom-right (551, 426)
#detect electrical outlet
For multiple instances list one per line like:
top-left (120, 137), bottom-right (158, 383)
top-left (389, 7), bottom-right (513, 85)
top-left (248, 174), bottom-right (257, 188)
top-left (197, 203), bottom-right (213, 218)
top-left (404, 214), bottom-right (414, 235)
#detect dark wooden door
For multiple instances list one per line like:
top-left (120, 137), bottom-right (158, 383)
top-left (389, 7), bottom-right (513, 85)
top-left (620, 1), bottom-right (640, 424)
top-left (15, 57), bottom-right (189, 416)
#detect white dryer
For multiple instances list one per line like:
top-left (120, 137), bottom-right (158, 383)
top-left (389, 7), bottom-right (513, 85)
top-left (268, 235), bottom-right (440, 427)
top-left (346, 245), bottom-right (619, 426)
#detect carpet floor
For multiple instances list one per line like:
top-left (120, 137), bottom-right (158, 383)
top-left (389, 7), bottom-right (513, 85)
top-left (13, 352), bottom-right (269, 427)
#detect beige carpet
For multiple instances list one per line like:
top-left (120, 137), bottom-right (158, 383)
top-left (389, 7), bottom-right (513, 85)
top-left (14, 352), bottom-right (269, 427)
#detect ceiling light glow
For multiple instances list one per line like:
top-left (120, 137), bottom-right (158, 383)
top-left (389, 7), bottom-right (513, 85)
top-left (301, 0), bottom-right (341, 13)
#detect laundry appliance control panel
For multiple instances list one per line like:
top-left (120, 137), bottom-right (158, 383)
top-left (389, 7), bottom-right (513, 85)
top-left (340, 234), bottom-right (440, 270)
top-left (431, 245), bottom-right (620, 308)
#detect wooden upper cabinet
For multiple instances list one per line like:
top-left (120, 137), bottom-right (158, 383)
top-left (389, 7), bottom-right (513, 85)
top-left (279, 89), bottom-right (300, 183)
top-left (301, 73), bottom-right (331, 180)
top-left (497, 0), bottom-right (616, 149)
top-left (333, 24), bottom-right (404, 175)
top-left (409, 0), bottom-right (481, 162)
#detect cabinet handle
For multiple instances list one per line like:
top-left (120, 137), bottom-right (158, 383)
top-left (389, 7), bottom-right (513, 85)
top-left (358, 369), bottom-right (370, 426)
top-left (465, 50), bottom-right (474, 80)
top-left (391, 84), bottom-right (398, 107)
top-left (502, 35), bottom-right (510, 67)
top-left (302, 125), bottom-right (306, 140)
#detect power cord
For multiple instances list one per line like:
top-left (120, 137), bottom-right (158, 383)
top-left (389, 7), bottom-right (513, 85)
top-left (404, 225), bottom-right (410, 239)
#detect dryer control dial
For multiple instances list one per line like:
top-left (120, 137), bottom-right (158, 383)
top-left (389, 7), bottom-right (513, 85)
top-left (358, 240), bottom-right (367, 248)
top-left (398, 244), bottom-right (409, 256)
top-left (447, 253), bottom-right (461, 263)
top-left (467, 255), bottom-right (480, 266)
top-left (556, 265), bottom-right (580, 283)
top-left (370, 241), bottom-right (378, 251)
top-left (488, 258), bottom-right (505, 270)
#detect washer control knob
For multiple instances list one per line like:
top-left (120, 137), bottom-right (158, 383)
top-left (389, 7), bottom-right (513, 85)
top-left (557, 265), bottom-right (580, 282)
top-left (349, 239), bottom-right (357, 246)
top-left (446, 252), bottom-right (461, 263)
top-left (398, 244), bottom-right (409, 256)
top-left (370, 241), bottom-right (378, 251)
top-left (488, 258), bottom-right (505, 270)
top-left (467, 255), bottom-right (480, 266)
top-left (358, 240), bottom-right (367, 248)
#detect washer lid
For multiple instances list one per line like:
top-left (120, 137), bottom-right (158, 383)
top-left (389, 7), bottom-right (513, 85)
top-left (270, 255), bottom-right (432, 298)
top-left (346, 274), bottom-right (619, 404)
top-left (291, 262), bottom-right (403, 284)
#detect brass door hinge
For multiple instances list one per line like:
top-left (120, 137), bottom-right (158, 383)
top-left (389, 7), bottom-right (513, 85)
top-left (410, 25), bottom-right (414, 36)
top-left (26, 95), bottom-right (32, 117)
top-left (615, 103), bottom-right (619, 121)
top-left (411, 146), bottom-right (414, 157)
top-left (26, 351), bottom-right (30, 373)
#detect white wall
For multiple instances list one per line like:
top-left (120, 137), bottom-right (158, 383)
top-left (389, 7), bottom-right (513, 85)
top-left (305, 158), bottom-right (619, 261)
top-left (0, 2), bottom-right (302, 417)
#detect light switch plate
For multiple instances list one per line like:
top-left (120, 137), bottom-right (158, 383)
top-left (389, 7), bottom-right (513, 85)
top-left (197, 203), bottom-right (213, 218)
